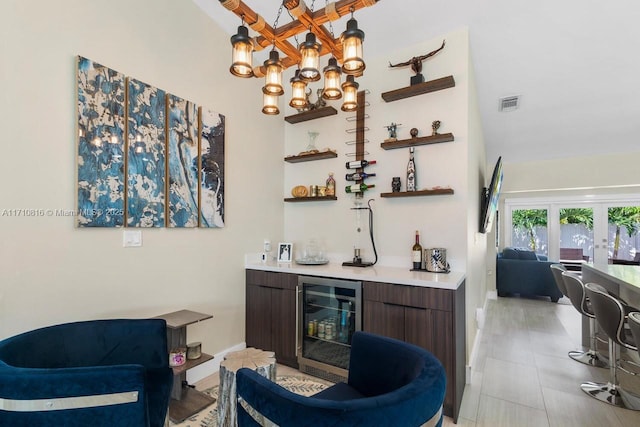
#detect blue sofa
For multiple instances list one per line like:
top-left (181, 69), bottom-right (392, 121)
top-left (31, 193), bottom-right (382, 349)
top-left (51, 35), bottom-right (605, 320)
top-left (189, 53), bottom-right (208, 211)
top-left (496, 247), bottom-right (563, 302)
top-left (236, 331), bottom-right (446, 427)
top-left (0, 319), bottom-right (173, 427)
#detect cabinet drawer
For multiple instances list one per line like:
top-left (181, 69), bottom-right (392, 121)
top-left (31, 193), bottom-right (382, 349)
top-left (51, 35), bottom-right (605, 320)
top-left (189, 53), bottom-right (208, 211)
top-left (363, 281), bottom-right (452, 311)
top-left (246, 270), bottom-right (297, 290)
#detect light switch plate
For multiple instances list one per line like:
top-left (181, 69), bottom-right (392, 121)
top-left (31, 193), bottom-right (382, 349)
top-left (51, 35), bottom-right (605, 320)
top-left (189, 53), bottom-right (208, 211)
top-left (123, 230), bottom-right (142, 247)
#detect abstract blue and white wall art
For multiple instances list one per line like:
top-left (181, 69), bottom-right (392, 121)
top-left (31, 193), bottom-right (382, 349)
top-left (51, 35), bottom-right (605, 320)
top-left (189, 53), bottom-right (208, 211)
top-left (167, 95), bottom-right (199, 228)
top-left (126, 78), bottom-right (166, 227)
top-left (76, 56), bottom-right (225, 229)
top-left (199, 109), bottom-right (225, 228)
top-left (77, 56), bottom-right (126, 227)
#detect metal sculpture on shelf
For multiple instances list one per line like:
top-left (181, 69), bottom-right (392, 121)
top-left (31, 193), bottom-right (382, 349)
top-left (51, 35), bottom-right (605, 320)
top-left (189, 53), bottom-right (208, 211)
top-left (388, 40), bottom-right (446, 85)
top-left (431, 120), bottom-right (441, 135)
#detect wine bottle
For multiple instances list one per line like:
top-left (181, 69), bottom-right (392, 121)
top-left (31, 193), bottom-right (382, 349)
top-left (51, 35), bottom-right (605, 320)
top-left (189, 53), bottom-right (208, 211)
top-left (345, 172), bottom-right (377, 181)
top-left (345, 159), bottom-right (377, 169)
top-left (345, 183), bottom-right (376, 193)
top-left (412, 230), bottom-right (423, 269)
top-left (407, 147), bottom-right (416, 191)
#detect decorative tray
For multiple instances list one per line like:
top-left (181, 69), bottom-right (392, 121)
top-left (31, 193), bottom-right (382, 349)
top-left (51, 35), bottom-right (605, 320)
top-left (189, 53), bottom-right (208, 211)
top-left (295, 259), bottom-right (330, 265)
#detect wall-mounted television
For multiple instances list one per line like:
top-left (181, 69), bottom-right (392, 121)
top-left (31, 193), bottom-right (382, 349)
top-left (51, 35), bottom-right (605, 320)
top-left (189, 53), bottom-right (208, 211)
top-left (480, 156), bottom-right (503, 234)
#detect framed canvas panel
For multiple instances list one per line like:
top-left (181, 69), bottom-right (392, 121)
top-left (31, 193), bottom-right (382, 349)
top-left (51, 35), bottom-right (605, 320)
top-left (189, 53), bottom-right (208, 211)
top-left (167, 94), bottom-right (199, 228)
top-left (76, 56), bottom-right (126, 227)
top-left (199, 108), bottom-right (225, 228)
top-left (126, 78), bottom-right (166, 227)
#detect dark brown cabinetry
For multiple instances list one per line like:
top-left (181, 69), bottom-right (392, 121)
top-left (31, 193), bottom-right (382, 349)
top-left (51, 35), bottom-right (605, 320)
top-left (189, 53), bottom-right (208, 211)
top-left (245, 270), bottom-right (298, 368)
top-left (363, 280), bottom-right (466, 423)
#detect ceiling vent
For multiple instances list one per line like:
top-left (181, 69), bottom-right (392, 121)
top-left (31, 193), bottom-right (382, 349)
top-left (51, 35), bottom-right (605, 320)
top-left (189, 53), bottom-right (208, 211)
top-left (499, 95), bottom-right (520, 112)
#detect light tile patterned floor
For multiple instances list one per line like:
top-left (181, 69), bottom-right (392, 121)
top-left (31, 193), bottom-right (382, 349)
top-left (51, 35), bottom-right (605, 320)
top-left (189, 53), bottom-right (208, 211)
top-left (197, 296), bottom-right (640, 426)
top-left (451, 296), bottom-right (640, 427)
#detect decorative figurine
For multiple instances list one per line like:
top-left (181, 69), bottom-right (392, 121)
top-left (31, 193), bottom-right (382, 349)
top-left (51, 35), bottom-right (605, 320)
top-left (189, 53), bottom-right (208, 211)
top-left (325, 172), bottom-right (336, 196)
top-left (313, 88), bottom-right (327, 110)
top-left (384, 122), bottom-right (400, 142)
top-left (392, 177), bottom-right (401, 192)
top-left (410, 127), bottom-right (419, 138)
top-left (306, 131), bottom-right (319, 152)
top-left (388, 40), bottom-right (446, 85)
top-left (431, 120), bottom-right (441, 136)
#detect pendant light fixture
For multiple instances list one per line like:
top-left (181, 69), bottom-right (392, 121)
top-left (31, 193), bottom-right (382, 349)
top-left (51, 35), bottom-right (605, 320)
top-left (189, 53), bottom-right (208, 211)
top-left (289, 69), bottom-right (308, 109)
top-left (340, 8), bottom-right (366, 76)
top-left (341, 75), bottom-right (359, 112)
top-left (298, 31), bottom-right (321, 82)
top-left (219, 0), bottom-right (379, 115)
top-left (229, 17), bottom-right (254, 78)
top-left (262, 49), bottom-right (284, 97)
top-left (262, 93), bottom-right (280, 115)
top-left (322, 57), bottom-right (342, 100)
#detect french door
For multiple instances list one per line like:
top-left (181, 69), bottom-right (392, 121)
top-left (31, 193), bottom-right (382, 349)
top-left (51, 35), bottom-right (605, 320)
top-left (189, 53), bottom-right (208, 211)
top-left (504, 195), bottom-right (640, 264)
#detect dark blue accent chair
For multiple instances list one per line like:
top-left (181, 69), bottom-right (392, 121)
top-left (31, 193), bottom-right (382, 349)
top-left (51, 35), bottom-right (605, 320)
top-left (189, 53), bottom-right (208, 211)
top-left (236, 331), bottom-right (446, 427)
top-left (0, 319), bottom-right (173, 427)
top-left (496, 247), bottom-right (563, 302)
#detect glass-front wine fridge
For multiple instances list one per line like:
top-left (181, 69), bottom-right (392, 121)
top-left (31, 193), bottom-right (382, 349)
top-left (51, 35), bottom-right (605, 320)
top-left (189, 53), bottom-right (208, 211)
top-left (297, 275), bottom-right (362, 382)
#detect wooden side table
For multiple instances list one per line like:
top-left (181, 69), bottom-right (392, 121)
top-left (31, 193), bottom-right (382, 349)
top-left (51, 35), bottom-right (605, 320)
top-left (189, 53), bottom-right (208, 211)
top-left (217, 348), bottom-right (276, 427)
top-left (155, 309), bottom-right (214, 424)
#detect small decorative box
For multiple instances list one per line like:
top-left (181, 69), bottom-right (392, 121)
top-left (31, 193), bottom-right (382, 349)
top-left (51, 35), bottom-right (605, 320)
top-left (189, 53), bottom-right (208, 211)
top-left (169, 348), bottom-right (186, 366)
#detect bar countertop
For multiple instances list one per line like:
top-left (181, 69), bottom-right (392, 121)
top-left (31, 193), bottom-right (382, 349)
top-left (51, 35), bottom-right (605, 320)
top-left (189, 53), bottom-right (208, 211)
top-left (582, 263), bottom-right (640, 292)
top-left (245, 258), bottom-right (465, 291)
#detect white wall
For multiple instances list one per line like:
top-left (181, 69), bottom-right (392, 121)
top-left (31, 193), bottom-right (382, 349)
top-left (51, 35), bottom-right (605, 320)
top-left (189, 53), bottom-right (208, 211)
top-left (0, 0), bottom-right (284, 358)
top-left (283, 29), bottom-right (472, 270)
top-left (466, 42), bottom-right (488, 356)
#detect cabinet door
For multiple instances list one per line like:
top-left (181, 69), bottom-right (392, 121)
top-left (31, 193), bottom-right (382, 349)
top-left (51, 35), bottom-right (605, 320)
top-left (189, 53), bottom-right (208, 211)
top-left (246, 284), bottom-right (272, 352)
top-left (271, 287), bottom-right (298, 367)
top-left (404, 306), bottom-right (432, 350)
top-left (363, 300), bottom-right (405, 341)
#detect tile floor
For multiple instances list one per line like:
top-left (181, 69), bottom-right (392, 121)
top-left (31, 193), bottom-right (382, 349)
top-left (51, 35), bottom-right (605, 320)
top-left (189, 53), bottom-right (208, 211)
top-left (196, 295), bottom-right (640, 426)
top-left (451, 295), bottom-right (640, 427)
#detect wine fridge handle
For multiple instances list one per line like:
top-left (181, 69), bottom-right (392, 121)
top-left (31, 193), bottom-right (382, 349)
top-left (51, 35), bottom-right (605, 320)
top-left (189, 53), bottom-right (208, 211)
top-left (295, 284), bottom-right (301, 357)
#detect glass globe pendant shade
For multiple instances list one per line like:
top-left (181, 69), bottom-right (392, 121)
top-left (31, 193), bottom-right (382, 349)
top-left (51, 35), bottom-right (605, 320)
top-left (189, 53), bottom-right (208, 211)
top-left (341, 75), bottom-right (359, 112)
top-left (262, 93), bottom-right (280, 115)
top-left (299, 32), bottom-right (321, 82)
top-left (262, 50), bottom-right (284, 96)
top-left (340, 17), bottom-right (365, 76)
top-left (289, 69), bottom-right (308, 109)
top-left (230, 25), bottom-right (254, 78)
top-left (322, 57), bottom-right (342, 100)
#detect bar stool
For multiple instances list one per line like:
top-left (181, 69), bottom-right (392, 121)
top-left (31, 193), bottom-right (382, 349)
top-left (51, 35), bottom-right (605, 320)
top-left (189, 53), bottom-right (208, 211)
top-left (561, 272), bottom-right (607, 368)
top-left (550, 264), bottom-right (570, 298)
top-left (582, 282), bottom-right (640, 410)
top-left (630, 312), bottom-right (640, 351)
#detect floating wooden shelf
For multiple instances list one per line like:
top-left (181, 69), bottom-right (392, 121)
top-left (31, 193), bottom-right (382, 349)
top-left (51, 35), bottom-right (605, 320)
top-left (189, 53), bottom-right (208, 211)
top-left (170, 353), bottom-right (214, 376)
top-left (284, 196), bottom-right (338, 202)
top-left (380, 188), bottom-right (454, 198)
top-left (381, 75), bottom-right (455, 102)
top-left (284, 106), bottom-right (338, 124)
top-left (381, 133), bottom-right (454, 150)
top-left (284, 150), bottom-right (338, 163)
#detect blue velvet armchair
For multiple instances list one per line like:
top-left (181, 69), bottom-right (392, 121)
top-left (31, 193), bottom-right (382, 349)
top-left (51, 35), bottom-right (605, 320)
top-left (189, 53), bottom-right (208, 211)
top-left (236, 331), bottom-right (446, 427)
top-left (496, 247), bottom-right (563, 302)
top-left (0, 319), bottom-right (173, 427)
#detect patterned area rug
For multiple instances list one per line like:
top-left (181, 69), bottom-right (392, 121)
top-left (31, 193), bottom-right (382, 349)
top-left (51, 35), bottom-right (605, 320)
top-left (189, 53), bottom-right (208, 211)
top-left (170, 375), bottom-right (331, 427)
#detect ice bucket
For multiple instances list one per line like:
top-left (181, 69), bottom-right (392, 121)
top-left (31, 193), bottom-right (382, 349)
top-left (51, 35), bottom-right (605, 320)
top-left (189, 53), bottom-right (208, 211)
top-left (424, 248), bottom-right (450, 273)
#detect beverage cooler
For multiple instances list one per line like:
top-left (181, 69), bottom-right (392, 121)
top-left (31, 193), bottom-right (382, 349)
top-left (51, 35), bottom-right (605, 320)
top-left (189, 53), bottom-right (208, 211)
top-left (297, 275), bottom-right (362, 382)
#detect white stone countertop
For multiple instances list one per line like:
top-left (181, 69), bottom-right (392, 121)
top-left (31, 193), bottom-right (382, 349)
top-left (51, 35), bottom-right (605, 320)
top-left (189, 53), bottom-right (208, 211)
top-left (245, 258), bottom-right (465, 291)
top-left (582, 263), bottom-right (640, 292)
